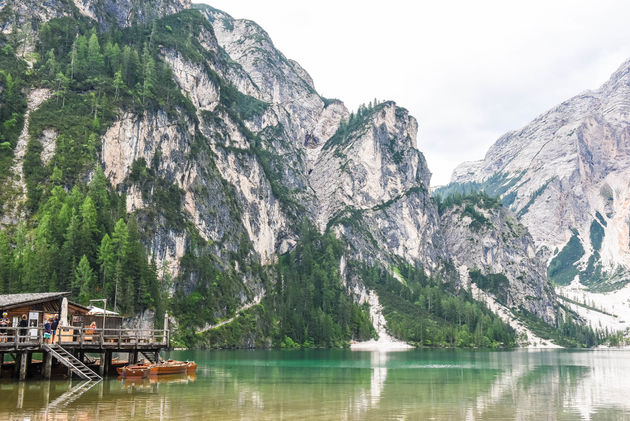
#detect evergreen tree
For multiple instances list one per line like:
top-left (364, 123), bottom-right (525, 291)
top-left (87, 32), bottom-right (104, 73)
top-left (54, 72), bottom-right (70, 107)
top-left (111, 218), bottom-right (130, 261)
top-left (44, 49), bottom-right (58, 82)
top-left (79, 196), bottom-right (100, 264)
top-left (142, 44), bottom-right (156, 105)
top-left (103, 41), bottom-right (121, 74)
top-left (75, 255), bottom-right (95, 304)
top-left (113, 70), bottom-right (124, 101)
top-left (74, 35), bottom-right (88, 81)
top-left (88, 165), bottom-right (111, 231)
top-left (62, 209), bottom-right (81, 288)
top-left (98, 234), bottom-right (116, 300)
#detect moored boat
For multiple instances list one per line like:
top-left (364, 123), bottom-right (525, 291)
top-left (117, 362), bottom-right (151, 378)
top-left (149, 360), bottom-right (187, 376)
top-left (186, 361), bottom-right (197, 373)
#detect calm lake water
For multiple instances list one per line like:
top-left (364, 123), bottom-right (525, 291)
top-left (1, 349), bottom-right (630, 420)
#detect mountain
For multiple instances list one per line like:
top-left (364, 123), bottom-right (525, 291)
top-left (447, 58), bottom-right (630, 331)
top-left (439, 193), bottom-right (557, 325)
top-left (0, 0), bottom-right (574, 348)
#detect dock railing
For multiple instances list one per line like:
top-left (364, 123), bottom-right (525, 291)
top-left (0, 326), bottom-right (168, 349)
top-left (0, 326), bottom-right (42, 348)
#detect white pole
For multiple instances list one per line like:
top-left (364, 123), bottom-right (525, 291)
top-left (164, 312), bottom-right (169, 345)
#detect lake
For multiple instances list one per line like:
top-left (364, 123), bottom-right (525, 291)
top-left (1, 349), bottom-right (629, 420)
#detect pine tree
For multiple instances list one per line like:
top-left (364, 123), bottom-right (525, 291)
top-left (142, 44), bottom-right (155, 105)
top-left (103, 41), bottom-right (121, 74)
top-left (79, 196), bottom-right (100, 264)
top-left (87, 32), bottom-right (104, 74)
top-left (113, 70), bottom-right (124, 101)
top-left (75, 35), bottom-right (88, 80)
top-left (111, 218), bottom-right (130, 261)
top-left (98, 234), bottom-right (116, 300)
top-left (62, 209), bottom-right (81, 288)
top-left (54, 72), bottom-right (70, 107)
top-left (74, 255), bottom-right (95, 304)
top-left (44, 49), bottom-right (57, 82)
top-left (88, 165), bottom-right (111, 230)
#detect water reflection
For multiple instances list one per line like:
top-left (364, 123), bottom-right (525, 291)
top-left (0, 350), bottom-right (629, 420)
top-left (346, 350), bottom-right (389, 419)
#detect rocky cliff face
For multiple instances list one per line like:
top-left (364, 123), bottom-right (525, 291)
top-left (0, 0), bottom-right (191, 56)
top-left (73, 0), bottom-right (192, 29)
top-left (311, 103), bottom-right (447, 273)
top-left (193, 4), bottom-right (447, 274)
top-left (451, 59), bottom-right (630, 292)
top-left (440, 196), bottom-right (557, 324)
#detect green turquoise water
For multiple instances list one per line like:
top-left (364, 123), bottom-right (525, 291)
top-left (1, 349), bottom-right (629, 420)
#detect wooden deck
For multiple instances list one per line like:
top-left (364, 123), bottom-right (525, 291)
top-left (0, 326), bottom-right (169, 352)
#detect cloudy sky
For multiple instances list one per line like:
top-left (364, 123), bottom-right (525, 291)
top-left (198, 0), bottom-right (630, 185)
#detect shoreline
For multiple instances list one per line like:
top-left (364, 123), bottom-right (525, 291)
top-left (349, 339), bottom-right (413, 352)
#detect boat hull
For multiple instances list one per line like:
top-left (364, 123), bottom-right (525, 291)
top-left (149, 362), bottom-right (187, 376)
top-left (117, 363), bottom-right (151, 378)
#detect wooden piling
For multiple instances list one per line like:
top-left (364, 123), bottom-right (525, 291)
top-left (13, 353), bottom-right (20, 377)
top-left (43, 351), bottom-right (53, 379)
top-left (104, 350), bottom-right (112, 376)
top-left (99, 351), bottom-right (107, 376)
top-left (19, 351), bottom-right (28, 380)
top-left (26, 352), bottom-right (32, 376)
top-left (129, 350), bottom-right (137, 365)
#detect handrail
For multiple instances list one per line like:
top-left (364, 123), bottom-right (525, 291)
top-left (0, 325), bottom-right (168, 347)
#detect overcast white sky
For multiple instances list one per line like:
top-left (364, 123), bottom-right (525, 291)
top-left (197, 1), bottom-right (630, 185)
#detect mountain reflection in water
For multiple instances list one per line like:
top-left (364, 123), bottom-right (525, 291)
top-left (1, 349), bottom-right (629, 420)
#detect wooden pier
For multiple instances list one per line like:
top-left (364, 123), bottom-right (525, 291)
top-left (0, 325), bottom-right (169, 380)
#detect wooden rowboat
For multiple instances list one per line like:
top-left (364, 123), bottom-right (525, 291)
top-left (117, 362), bottom-right (151, 378)
top-left (186, 361), bottom-right (197, 373)
top-left (149, 360), bottom-right (187, 376)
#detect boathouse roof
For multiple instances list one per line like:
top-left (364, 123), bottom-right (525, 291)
top-left (0, 292), bottom-right (71, 309)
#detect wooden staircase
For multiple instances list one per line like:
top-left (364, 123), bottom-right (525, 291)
top-left (141, 351), bottom-right (160, 364)
top-left (42, 344), bottom-right (102, 381)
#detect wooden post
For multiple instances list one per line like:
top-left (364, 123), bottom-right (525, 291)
top-left (0, 352), bottom-right (4, 374)
top-left (19, 351), bottom-right (28, 380)
top-left (13, 353), bottom-right (20, 377)
top-left (154, 351), bottom-right (160, 363)
top-left (104, 350), bottom-right (111, 376)
top-left (43, 351), bottom-right (53, 379)
top-left (99, 352), bottom-right (106, 376)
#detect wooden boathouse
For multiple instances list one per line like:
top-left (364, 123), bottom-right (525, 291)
top-left (0, 292), bottom-right (169, 380)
